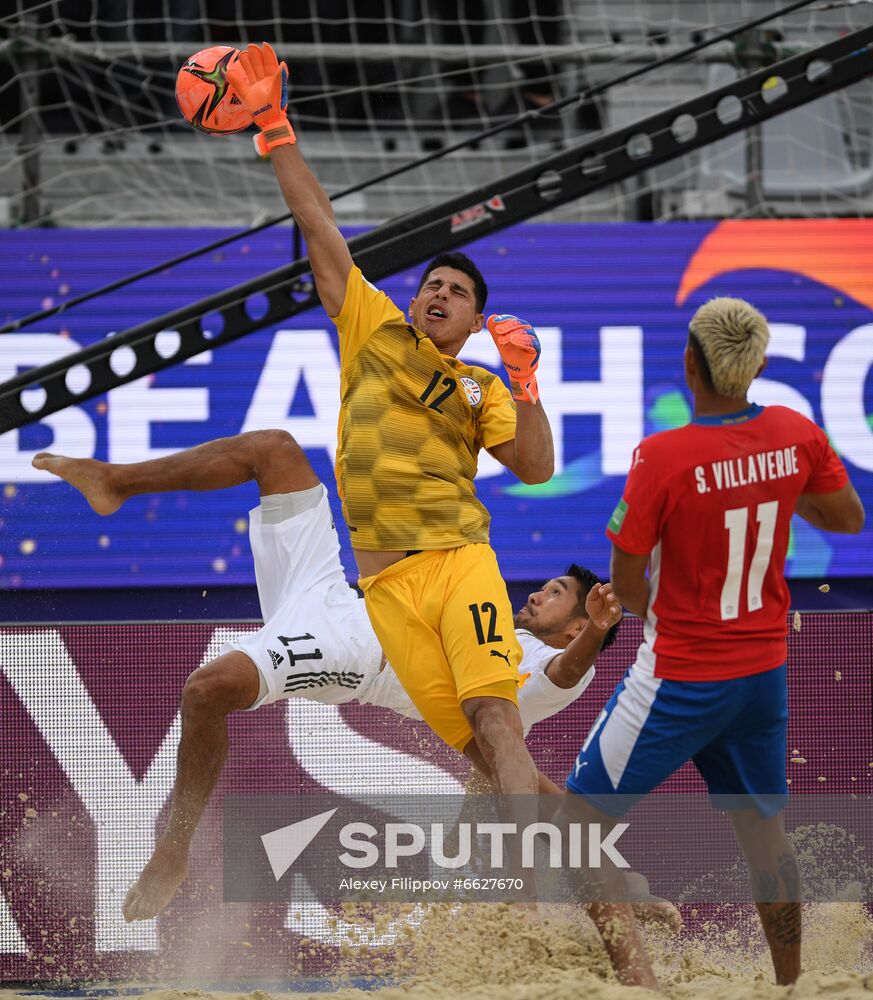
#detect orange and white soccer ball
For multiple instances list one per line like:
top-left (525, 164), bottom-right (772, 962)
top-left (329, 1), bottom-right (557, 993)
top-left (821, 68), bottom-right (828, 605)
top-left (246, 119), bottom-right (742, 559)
top-left (175, 46), bottom-right (252, 135)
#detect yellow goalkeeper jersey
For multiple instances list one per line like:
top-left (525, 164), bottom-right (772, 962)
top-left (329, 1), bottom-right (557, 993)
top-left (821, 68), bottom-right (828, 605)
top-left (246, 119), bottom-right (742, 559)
top-left (332, 267), bottom-right (517, 551)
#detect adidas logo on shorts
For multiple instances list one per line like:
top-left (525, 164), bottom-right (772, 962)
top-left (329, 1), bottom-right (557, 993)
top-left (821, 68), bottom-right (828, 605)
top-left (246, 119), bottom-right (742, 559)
top-left (268, 648), bottom-right (285, 669)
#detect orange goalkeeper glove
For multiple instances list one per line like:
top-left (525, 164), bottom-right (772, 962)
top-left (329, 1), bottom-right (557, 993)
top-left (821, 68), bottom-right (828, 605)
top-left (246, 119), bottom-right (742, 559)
top-left (487, 313), bottom-right (542, 404)
top-left (226, 42), bottom-right (296, 155)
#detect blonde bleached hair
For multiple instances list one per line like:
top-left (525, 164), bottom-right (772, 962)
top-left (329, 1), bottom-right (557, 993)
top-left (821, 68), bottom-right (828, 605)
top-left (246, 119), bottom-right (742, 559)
top-left (688, 297), bottom-right (770, 398)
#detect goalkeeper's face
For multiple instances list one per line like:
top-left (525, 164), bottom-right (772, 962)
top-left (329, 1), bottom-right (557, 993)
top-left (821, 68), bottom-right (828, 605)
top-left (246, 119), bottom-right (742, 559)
top-left (409, 267), bottom-right (485, 356)
top-left (514, 576), bottom-right (586, 645)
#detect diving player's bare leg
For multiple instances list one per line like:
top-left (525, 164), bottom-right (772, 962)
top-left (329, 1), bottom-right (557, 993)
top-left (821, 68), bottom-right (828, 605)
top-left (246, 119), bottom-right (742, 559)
top-left (34, 431), bottom-right (320, 920)
top-left (32, 429), bottom-right (318, 515)
top-left (123, 650), bottom-right (260, 921)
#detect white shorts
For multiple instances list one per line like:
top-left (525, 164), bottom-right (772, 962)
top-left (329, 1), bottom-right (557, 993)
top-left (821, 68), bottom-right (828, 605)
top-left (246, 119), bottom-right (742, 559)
top-left (221, 488), bottom-right (383, 710)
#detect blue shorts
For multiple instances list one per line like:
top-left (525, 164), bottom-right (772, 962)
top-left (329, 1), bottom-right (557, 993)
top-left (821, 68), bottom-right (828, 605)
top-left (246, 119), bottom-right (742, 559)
top-left (566, 660), bottom-right (788, 818)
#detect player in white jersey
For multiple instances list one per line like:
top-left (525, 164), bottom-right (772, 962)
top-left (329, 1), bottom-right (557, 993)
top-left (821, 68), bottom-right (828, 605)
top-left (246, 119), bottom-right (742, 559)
top-left (33, 429), bottom-right (622, 922)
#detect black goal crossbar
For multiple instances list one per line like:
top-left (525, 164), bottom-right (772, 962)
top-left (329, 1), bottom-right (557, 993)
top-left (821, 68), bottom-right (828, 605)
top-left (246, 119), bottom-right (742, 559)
top-left (1, 25), bottom-right (871, 434)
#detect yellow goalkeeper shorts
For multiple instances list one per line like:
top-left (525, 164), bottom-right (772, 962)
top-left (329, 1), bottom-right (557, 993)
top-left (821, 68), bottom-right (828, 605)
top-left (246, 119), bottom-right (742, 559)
top-left (359, 543), bottom-right (522, 751)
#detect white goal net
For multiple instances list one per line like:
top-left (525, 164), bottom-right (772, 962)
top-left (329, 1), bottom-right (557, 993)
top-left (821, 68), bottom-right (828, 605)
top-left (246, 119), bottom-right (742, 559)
top-left (1, 0), bottom-right (872, 228)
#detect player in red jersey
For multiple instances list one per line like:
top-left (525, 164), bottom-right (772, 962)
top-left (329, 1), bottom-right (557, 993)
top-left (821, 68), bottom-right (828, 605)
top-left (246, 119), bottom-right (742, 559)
top-left (566, 297), bottom-right (864, 990)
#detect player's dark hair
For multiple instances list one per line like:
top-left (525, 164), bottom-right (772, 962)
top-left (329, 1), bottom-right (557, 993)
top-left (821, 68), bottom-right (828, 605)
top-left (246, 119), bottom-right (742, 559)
top-left (418, 253), bottom-right (488, 312)
top-left (687, 331), bottom-right (715, 391)
top-left (566, 563), bottom-right (621, 651)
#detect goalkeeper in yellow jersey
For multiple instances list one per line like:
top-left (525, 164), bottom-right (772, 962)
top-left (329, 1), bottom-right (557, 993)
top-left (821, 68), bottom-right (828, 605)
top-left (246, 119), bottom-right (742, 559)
top-left (226, 44), bottom-right (553, 796)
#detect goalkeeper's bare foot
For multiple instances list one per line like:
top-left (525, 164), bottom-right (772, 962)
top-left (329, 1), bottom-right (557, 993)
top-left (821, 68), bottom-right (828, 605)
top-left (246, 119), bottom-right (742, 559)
top-left (31, 453), bottom-right (125, 515)
top-left (122, 839), bottom-right (189, 922)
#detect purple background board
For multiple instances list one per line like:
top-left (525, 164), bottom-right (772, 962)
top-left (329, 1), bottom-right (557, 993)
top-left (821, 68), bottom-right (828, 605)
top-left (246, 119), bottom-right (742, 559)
top-left (0, 614), bottom-right (870, 979)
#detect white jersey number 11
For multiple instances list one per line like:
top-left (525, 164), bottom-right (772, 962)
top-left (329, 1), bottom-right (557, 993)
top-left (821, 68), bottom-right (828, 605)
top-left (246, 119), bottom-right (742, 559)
top-left (721, 500), bottom-right (779, 620)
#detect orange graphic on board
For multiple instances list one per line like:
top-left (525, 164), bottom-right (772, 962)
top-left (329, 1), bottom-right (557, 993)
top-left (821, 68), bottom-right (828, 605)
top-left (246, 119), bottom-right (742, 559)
top-left (676, 220), bottom-right (873, 311)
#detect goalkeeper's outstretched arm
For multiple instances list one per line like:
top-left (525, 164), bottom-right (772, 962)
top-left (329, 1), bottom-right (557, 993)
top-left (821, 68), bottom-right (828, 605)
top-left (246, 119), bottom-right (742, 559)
top-left (227, 43), bottom-right (352, 317)
top-left (269, 146), bottom-right (352, 318)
